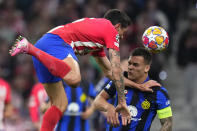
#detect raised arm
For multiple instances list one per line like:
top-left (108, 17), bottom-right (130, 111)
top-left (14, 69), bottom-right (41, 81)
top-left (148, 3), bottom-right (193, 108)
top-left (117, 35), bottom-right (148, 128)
top-left (94, 55), bottom-right (160, 92)
top-left (160, 117), bottom-right (173, 131)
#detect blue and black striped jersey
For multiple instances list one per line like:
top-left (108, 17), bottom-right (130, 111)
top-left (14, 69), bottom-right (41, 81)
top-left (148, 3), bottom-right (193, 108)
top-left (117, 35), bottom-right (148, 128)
top-left (55, 85), bottom-right (90, 131)
top-left (104, 74), bottom-right (171, 131)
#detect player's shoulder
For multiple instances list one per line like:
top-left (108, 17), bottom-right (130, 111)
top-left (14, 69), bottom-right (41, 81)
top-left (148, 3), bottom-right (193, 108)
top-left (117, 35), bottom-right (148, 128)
top-left (90, 18), bottom-right (111, 23)
top-left (152, 86), bottom-right (168, 92)
top-left (153, 86), bottom-right (170, 98)
top-left (91, 18), bottom-right (114, 29)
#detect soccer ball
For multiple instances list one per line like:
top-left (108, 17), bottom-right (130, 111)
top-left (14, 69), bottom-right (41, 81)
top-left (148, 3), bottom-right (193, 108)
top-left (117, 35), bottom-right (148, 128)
top-left (142, 26), bottom-right (169, 53)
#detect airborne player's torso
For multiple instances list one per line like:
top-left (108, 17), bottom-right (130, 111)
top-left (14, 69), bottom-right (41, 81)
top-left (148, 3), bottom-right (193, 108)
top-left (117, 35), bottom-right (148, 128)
top-left (49, 18), bottom-right (119, 55)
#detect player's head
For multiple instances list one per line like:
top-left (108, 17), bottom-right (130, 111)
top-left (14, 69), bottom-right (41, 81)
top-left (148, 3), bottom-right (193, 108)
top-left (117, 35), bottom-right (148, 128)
top-left (127, 47), bottom-right (152, 83)
top-left (104, 9), bottom-right (131, 39)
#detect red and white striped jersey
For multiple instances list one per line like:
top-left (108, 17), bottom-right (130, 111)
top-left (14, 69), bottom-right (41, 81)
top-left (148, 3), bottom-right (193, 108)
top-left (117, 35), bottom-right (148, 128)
top-left (28, 83), bottom-right (47, 123)
top-left (0, 79), bottom-right (11, 130)
top-left (49, 18), bottom-right (120, 57)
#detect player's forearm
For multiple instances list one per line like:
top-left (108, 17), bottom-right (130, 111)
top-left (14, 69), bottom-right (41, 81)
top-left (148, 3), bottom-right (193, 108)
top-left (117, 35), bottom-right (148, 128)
top-left (112, 70), bottom-right (125, 103)
top-left (109, 49), bottom-right (125, 104)
top-left (93, 95), bottom-right (112, 112)
top-left (124, 77), bottom-right (140, 89)
top-left (93, 56), bottom-right (113, 80)
top-left (160, 117), bottom-right (173, 131)
top-left (103, 70), bottom-right (113, 80)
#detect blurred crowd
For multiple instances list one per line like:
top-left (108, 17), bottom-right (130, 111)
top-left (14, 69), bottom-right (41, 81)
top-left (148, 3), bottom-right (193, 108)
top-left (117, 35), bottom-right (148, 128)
top-left (0, 0), bottom-right (196, 130)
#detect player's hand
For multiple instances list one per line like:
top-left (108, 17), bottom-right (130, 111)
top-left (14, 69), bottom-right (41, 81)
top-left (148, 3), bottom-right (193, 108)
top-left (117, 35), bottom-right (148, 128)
top-left (115, 103), bottom-right (131, 126)
top-left (139, 80), bottom-right (161, 92)
top-left (106, 104), bottom-right (120, 127)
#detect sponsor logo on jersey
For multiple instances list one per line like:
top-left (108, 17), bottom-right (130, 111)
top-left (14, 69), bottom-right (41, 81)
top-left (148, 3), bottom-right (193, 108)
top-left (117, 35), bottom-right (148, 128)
top-left (128, 105), bottom-right (142, 121)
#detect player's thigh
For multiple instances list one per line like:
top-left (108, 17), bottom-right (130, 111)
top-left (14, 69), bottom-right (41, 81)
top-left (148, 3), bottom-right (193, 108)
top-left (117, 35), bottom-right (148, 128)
top-left (33, 33), bottom-right (80, 84)
top-left (43, 81), bottom-right (68, 111)
top-left (62, 56), bottom-right (81, 87)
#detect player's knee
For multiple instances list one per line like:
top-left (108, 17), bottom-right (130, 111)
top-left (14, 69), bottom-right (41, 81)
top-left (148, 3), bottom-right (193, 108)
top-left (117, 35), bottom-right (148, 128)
top-left (52, 97), bottom-right (68, 112)
top-left (61, 101), bottom-right (68, 112)
top-left (63, 74), bottom-right (81, 88)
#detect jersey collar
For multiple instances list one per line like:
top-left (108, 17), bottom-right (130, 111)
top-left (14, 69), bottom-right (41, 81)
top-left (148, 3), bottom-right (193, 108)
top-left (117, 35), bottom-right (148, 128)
top-left (143, 76), bottom-right (150, 83)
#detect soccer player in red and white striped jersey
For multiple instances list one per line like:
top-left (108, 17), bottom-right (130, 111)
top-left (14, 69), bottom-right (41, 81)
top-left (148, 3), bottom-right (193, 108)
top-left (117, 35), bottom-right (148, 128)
top-left (29, 83), bottom-right (47, 131)
top-left (10, 9), bottom-right (160, 131)
top-left (0, 78), bottom-right (12, 130)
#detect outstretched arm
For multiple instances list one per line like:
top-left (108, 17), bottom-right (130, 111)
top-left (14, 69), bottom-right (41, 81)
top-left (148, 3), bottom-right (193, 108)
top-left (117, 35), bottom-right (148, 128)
top-left (106, 49), bottom-right (131, 125)
top-left (108, 49), bottom-right (125, 104)
top-left (94, 53), bottom-right (126, 103)
top-left (94, 55), bottom-right (160, 92)
top-left (125, 78), bottom-right (161, 92)
top-left (160, 117), bottom-right (173, 131)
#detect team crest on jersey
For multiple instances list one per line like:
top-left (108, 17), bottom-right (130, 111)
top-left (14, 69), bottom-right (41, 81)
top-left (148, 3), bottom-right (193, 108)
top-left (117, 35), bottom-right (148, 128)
top-left (80, 93), bottom-right (86, 103)
top-left (141, 99), bottom-right (150, 109)
top-left (124, 90), bottom-right (128, 94)
top-left (116, 34), bottom-right (120, 43)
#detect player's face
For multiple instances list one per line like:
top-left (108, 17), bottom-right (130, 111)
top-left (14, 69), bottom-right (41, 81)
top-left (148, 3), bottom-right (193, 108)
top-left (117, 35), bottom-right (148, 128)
top-left (127, 56), bottom-right (149, 82)
top-left (115, 24), bottom-right (128, 39)
top-left (118, 27), bottom-right (128, 39)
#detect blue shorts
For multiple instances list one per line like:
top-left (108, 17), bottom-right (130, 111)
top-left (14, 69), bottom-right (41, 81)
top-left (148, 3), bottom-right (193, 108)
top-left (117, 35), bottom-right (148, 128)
top-left (32, 33), bottom-right (78, 83)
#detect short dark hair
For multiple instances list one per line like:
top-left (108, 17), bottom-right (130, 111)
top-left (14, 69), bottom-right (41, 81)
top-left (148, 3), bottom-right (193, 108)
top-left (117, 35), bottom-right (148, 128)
top-left (104, 9), bottom-right (131, 28)
top-left (130, 47), bottom-right (152, 65)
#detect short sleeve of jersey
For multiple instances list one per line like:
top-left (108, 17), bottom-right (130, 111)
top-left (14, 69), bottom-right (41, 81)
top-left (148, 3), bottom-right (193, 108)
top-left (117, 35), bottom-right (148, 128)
top-left (104, 81), bottom-right (116, 98)
top-left (90, 48), bottom-right (106, 57)
top-left (103, 21), bottom-right (120, 51)
top-left (156, 87), bottom-right (170, 110)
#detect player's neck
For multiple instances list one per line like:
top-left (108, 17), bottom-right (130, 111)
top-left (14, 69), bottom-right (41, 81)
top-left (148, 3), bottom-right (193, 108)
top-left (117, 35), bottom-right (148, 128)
top-left (135, 74), bottom-right (148, 84)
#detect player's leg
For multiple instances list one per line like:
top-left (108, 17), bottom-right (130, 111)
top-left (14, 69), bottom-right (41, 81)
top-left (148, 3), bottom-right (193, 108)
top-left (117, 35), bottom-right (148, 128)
top-left (9, 36), bottom-right (72, 79)
top-left (61, 56), bottom-right (81, 88)
top-left (41, 81), bottom-right (67, 131)
top-left (10, 35), bottom-right (82, 87)
top-left (40, 57), bottom-right (81, 131)
top-left (32, 55), bottom-right (81, 131)
top-left (17, 34), bottom-right (81, 131)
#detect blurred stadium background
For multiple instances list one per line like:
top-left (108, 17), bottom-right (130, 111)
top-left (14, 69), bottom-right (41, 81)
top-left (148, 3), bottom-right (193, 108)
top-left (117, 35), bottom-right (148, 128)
top-left (0, 0), bottom-right (197, 130)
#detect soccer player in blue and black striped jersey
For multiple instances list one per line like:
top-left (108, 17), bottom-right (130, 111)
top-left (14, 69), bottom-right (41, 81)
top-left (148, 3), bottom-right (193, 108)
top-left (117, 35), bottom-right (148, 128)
top-left (94, 47), bottom-right (173, 131)
top-left (40, 81), bottom-right (96, 131)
